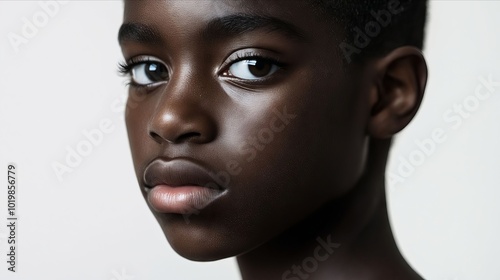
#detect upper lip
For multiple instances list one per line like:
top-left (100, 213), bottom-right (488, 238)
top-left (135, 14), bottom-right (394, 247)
top-left (143, 157), bottom-right (224, 190)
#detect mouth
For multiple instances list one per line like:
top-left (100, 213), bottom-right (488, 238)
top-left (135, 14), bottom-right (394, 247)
top-left (143, 158), bottom-right (227, 215)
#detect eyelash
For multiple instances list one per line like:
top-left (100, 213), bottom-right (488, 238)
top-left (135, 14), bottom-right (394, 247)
top-left (117, 51), bottom-right (285, 89)
top-left (118, 57), bottom-right (169, 91)
top-left (118, 58), bottom-right (141, 75)
top-left (225, 51), bottom-right (285, 70)
top-left (222, 52), bottom-right (285, 82)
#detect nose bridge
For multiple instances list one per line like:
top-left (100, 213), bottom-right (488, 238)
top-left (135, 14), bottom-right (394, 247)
top-left (147, 66), bottom-right (217, 144)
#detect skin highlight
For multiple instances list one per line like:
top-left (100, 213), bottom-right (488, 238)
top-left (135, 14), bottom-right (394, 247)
top-left (118, 1), bottom-right (428, 279)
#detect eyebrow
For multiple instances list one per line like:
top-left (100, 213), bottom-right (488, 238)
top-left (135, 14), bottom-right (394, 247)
top-left (202, 13), bottom-right (306, 41)
top-left (118, 13), bottom-right (306, 45)
top-left (118, 22), bottom-right (163, 45)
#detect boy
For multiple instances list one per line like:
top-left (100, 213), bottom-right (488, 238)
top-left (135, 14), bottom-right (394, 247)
top-left (118, 0), bottom-right (428, 279)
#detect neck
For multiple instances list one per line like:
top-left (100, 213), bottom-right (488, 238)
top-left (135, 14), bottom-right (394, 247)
top-left (236, 139), bottom-right (422, 280)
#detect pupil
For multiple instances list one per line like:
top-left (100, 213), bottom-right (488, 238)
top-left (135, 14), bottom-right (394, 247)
top-left (146, 62), bottom-right (168, 81)
top-left (248, 60), bottom-right (271, 77)
top-left (148, 64), bottom-right (158, 72)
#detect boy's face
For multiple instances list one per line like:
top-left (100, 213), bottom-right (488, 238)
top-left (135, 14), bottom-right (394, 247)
top-left (121, 0), bottom-right (371, 260)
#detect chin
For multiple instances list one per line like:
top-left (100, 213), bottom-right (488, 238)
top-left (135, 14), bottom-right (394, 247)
top-left (153, 212), bottom-right (251, 262)
top-left (166, 232), bottom-right (242, 262)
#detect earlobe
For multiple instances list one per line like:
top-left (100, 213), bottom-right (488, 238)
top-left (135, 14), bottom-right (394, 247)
top-left (368, 46), bottom-right (428, 139)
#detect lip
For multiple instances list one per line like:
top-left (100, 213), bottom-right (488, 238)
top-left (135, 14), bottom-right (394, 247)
top-left (143, 158), bottom-right (226, 214)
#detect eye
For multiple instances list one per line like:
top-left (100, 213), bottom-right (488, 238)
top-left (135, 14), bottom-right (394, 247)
top-left (130, 61), bottom-right (169, 86)
top-left (225, 58), bottom-right (281, 80)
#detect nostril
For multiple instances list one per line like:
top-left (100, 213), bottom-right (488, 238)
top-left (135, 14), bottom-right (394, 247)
top-left (149, 131), bottom-right (164, 143)
top-left (147, 111), bottom-right (217, 144)
top-left (149, 130), bottom-right (203, 144)
top-left (176, 132), bottom-right (202, 143)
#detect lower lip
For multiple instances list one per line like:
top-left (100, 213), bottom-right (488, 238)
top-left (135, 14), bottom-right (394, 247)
top-left (147, 185), bottom-right (225, 214)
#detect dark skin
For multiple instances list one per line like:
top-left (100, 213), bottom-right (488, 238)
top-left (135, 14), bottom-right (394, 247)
top-left (119, 1), bottom-right (428, 279)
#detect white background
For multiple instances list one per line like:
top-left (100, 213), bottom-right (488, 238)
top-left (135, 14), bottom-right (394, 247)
top-left (0, 1), bottom-right (499, 279)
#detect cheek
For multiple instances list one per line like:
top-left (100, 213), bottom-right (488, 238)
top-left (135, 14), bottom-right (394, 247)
top-left (121, 69), bottom-right (369, 259)
top-left (214, 83), bottom-right (369, 246)
top-left (265, 75), bottom-right (369, 193)
top-left (124, 94), bottom-right (153, 174)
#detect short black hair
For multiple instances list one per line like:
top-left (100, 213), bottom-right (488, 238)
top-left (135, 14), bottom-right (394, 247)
top-left (309, 0), bottom-right (428, 63)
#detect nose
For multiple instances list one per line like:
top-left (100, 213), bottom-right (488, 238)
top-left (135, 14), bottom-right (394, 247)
top-left (147, 93), bottom-right (217, 145)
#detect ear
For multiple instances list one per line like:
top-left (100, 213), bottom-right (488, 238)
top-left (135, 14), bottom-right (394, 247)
top-left (367, 46), bottom-right (428, 139)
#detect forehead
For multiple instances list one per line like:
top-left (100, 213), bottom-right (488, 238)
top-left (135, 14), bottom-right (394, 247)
top-left (121, 0), bottom-right (338, 42)
top-left (123, 0), bottom-right (315, 20)
top-left (120, 0), bottom-right (347, 78)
